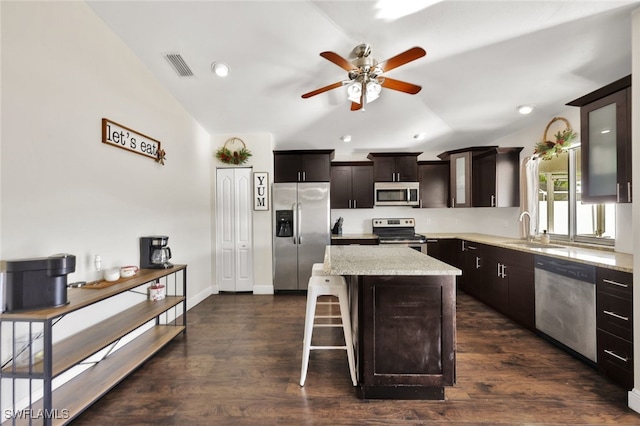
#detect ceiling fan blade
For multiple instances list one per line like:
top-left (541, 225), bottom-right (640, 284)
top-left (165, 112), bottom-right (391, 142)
top-left (350, 101), bottom-right (362, 111)
top-left (320, 51), bottom-right (357, 71)
top-left (301, 81), bottom-right (344, 99)
top-left (381, 77), bottom-right (422, 95)
top-left (378, 47), bottom-right (426, 72)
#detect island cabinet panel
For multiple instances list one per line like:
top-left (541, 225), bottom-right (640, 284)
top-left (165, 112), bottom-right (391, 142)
top-left (354, 275), bottom-right (456, 399)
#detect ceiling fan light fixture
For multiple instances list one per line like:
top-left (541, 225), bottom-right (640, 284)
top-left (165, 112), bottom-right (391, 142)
top-left (366, 81), bottom-right (382, 103)
top-left (347, 82), bottom-right (362, 103)
top-left (211, 62), bottom-right (230, 77)
top-left (517, 104), bottom-right (535, 115)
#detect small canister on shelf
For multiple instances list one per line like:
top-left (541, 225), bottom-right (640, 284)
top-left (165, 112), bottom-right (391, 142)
top-left (149, 281), bottom-right (165, 301)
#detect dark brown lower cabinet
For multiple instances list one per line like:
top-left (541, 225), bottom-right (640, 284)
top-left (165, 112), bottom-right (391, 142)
top-left (596, 267), bottom-right (633, 389)
top-left (484, 246), bottom-right (535, 331)
top-left (459, 241), bottom-right (485, 299)
top-left (457, 242), bottom-right (534, 331)
top-left (425, 238), bottom-right (460, 268)
top-left (350, 275), bottom-right (456, 400)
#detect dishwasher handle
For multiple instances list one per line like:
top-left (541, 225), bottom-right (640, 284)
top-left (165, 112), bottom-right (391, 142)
top-left (534, 255), bottom-right (596, 283)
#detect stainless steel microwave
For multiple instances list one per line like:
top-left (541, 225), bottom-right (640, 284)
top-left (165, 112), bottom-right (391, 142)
top-left (374, 182), bottom-right (420, 206)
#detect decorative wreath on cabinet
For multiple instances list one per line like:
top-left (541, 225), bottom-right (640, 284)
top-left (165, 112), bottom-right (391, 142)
top-left (215, 137), bottom-right (252, 165)
top-left (533, 117), bottom-right (578, 161)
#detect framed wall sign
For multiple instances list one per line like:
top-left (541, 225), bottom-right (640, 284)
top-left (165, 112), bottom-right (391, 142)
top-left (253, 172), bottom-right (269, 211)
top-left (102, 118), bottom-right (166, 164)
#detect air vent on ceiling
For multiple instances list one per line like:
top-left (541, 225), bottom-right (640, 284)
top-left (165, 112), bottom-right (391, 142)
top-left (165, 53), bottom-right (194, 77)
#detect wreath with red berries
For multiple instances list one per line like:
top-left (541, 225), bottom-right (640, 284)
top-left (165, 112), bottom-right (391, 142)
top-left (534, 117), bottom-right (578, 161)
top-left (215, 137), bottom-right (252, 165)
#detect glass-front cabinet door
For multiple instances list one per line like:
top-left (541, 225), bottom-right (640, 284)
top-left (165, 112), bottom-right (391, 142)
top-left (578, 86), bottom-right (631, 203)
top-left (450, 151), bottom-right (472, 207)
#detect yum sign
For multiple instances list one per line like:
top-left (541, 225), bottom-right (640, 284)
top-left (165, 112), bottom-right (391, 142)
top-left (253, 172), bottom-right (269, 211)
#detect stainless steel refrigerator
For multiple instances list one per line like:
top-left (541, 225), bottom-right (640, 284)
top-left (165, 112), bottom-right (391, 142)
top-left (273, 182), bottom-right (330, 290)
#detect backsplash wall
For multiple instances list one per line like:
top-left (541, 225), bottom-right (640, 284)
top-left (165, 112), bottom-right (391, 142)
top-left (332, 206), bottom-right (521, 238)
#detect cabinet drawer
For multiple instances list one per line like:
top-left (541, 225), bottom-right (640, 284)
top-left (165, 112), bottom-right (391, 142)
top-left (597, 329), bottom-right (633, 389)
top-left (597, 291), bottom-right (632, 340)
top-left (596, 268), bottom-right (632, 298)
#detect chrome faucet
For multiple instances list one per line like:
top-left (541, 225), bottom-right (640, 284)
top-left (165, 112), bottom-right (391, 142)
top-left (519, 211), bottom-right (533, 241)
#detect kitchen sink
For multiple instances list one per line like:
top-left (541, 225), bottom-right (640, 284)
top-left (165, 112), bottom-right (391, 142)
top-left (504, 241), bottom-right (563, 249)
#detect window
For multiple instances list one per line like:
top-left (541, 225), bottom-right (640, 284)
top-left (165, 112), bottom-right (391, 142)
top-left (538, 147), bottom-right (615, 245)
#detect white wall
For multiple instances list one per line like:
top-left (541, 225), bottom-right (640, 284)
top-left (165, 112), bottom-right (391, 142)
top-left (211, 133), bottom-right (274, 294)
top-left (1, 0), bottom-right (212, 339)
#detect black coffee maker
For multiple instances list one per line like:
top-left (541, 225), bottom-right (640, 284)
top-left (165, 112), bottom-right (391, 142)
top-left (140, 236), bottom-right (173, 269)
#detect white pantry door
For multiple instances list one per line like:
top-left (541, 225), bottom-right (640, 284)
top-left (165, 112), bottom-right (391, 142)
top-left (216, 168), bottom-right (253, 292)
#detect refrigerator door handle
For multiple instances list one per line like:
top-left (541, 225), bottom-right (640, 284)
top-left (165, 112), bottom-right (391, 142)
top-left (297, 202), bottom-right (302, 244)
top-left (292, 203), bottom-right (297, 244)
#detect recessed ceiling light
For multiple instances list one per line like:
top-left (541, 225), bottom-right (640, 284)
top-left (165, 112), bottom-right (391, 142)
top-left (341, 135), bottom-right (352, 143)
top-left (413, 133), bottom-right (426, 141)
top-left (517, 104), bottom-right (535, 115)
top-left (211, 62), bottom-right (229, 77)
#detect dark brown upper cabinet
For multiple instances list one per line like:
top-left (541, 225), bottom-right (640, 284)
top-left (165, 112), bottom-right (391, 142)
top-left (472, 147), bottom-right (523, 208)
top-left (330, 162), bottom-right (374, 209)
top-left (567, 75), bottom-right (632, 203)
top-left (417, 161), bottom-right (450, 208)
top-left (438, 146), bottom-right (521, 208)
top-left (273, 150), bottom-right (334, 182)
top-left (366, 152), bottom-right (421, 182)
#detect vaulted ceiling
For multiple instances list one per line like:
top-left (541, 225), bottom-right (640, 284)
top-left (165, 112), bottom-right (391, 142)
top-left (86, 0), bottom-right (639, 157)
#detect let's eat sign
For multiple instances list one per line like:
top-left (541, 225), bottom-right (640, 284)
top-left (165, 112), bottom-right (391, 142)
top-left (102, 118), bottom-right (166, 164)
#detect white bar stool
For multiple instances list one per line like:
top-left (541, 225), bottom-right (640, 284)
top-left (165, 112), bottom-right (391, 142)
top-left (300, 275), bottom-right (357, 387)
top-left (311, 263), bottom-right (327, 276)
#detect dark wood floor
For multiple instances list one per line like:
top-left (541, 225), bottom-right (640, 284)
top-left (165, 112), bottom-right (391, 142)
top-left (72, 291), bottom-right (639, 425)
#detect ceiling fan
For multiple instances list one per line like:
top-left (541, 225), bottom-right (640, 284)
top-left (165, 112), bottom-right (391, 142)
top-left (301, 44), bottom-right (426, 111)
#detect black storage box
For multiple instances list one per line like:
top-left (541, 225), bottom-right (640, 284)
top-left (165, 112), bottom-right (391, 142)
top-left (4, 253), bottom-right (76, 312)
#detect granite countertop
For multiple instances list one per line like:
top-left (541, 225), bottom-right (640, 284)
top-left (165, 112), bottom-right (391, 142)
top-left (330, 233), bottom-right (379, 240)
top-left (332, 232), bottom-right (633, 273)
top-left (422, 232), bottom-right (633, 273)
top-left (324, 245), bottom-right (462, 276)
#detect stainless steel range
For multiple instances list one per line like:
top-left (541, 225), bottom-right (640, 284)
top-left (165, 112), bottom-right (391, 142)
top-left (372, 218), bottom-right (427, 254)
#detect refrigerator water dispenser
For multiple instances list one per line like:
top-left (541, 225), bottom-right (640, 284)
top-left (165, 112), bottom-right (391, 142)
top-left (275, 210), bottom-right (293, 237)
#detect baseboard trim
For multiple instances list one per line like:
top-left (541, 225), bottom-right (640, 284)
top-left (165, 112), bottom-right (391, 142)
top-left (253, 284), bottom-right (274, 295)
top-left (187, 286), bottom-right (214, 310)
top-left (629, 388), bottom-right (640, 414)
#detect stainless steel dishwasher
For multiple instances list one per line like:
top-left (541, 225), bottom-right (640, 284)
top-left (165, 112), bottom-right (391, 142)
top-left (534, 255), bottom-right (597, 364)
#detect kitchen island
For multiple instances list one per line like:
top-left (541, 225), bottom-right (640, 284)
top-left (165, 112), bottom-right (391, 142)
top-left (323, 245), bottom-right (461, 400)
